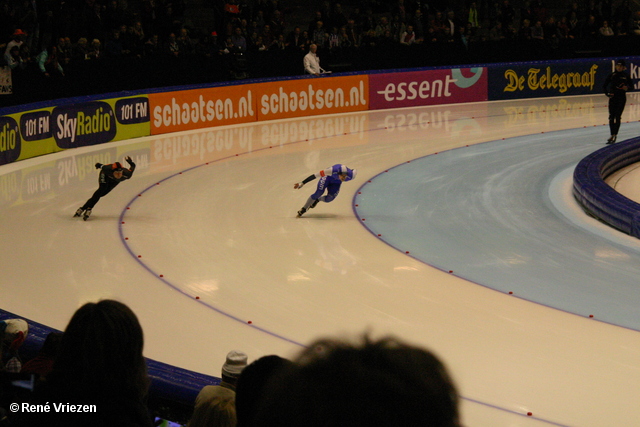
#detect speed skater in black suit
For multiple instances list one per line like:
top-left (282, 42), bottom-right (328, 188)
top-left (74, 156), bottom-right (136, 220)
top-left (603, 59), bottom-right (632, 144)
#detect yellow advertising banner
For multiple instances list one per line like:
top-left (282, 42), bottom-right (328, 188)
top-left (1, 96), bottom-right (150, 164)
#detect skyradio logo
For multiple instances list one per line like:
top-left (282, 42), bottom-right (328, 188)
top-left (369, 68), bottom-right (488, 109)
top-left (0, 116), bottom-right (20, 165)
top-left (52, 102), bottom-right (117, 148)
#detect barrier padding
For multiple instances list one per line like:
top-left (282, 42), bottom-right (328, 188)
top-left (573, 136), bottom-right (640, 237)
top-left (0, 308), bottom-right (219, 408)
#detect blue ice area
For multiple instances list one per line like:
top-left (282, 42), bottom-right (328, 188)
top-left (354, 125), bottom-right (640, 331)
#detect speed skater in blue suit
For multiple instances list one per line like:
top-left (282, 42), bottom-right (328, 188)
top-left (294, 164), bottom-right (357, 217)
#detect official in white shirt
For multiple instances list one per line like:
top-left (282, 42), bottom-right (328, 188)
top-left (303, 44), bottom-right (327, 76)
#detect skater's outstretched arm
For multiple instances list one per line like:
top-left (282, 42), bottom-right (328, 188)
top-left (124, 156), bottom-right (136, 177)
top-left (294, 173), bottom-right (317, 189)
top-left (294, 165), bottom-right (355, 189)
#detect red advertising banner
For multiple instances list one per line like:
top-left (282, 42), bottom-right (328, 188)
top-left (368, 67), bottom-right (488, 110)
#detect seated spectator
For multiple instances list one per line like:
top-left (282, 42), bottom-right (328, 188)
top-left (71, 37), bottom-right (89, 62)
top-left (252, 36), bottom-right (267, 51)
top-left (359, 29), bottom-right (378, 47)
top-left (531, 20), bottom-right (545, 40)
top-left (56, 37), bottom-right (72, 65)
top-left (143, 34), bottom-right (161, 56)
top-left (234, 355), bottom-right (293, 427)
top-left (189, 351), bottom-right (248, 427)
top-left (285, 26), bottom-right (306, 52)
top-left (567, 11), bottom-right (580, 38)
top-left (456, 26), bottom-right (469, 50)
top-left (129, 21), bottom-right (146, 56)
top-left (36, 45), bottom-right (64, 77)
top-left (86, 38), bottom-right (102, 60)
top-left (252, 335), bottom-right (460, 427)
top-left (556, 16), bottom-right (572, 40)
top-left (13, 300), bottom-right (153, 427)
top-left (188, 390), bottom-right (236, 427)
top-left (615, 20), bottom-right (628, 36)
top-left (581, 15), bottom-right (599, 39)
top-left (374, 16), bottom-right (391, 38)
top-left (0, 319), bottom-right (28, 374)
top-left (341, 22), bottom-right (358, 47)
top-left (518, 18), bottom-right (533, 40)
top-left (5, 45), bottom-right (26, 70)
top-left (4, 29), bottom-right (27, 62)
top-left (271, 34), bottom-right (286, 51)
top-left (599, 20), bottom-right (615, 37)
top-left (20, 331), bottom-right (62, 379)
top-left (165, 32), bottom-right (180, 57)
top-left (177, 28), bottom-right (194, 55)
top-left (489, 21), bottom-right (507, 41)
top-left (327, 27), bottom-right (340, 51)
top-left (105, 28), bottom-right (125, 57)
top-left (431, 11), bottom-right (447, 38)
top-left (261, 24), bottom-right (275, 48)
top-left (378, 29), bottom-right (397, 48)
top-left (231, 27), bottom-right (247, 52)
top-left (311, 21), bottom-right (326, 47)
top-left (399, 25), bottom-right (416, 45)
top-left (632, 11), bottom-right (640, 35)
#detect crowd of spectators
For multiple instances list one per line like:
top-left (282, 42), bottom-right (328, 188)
top-left (0, 301), bottom-right (460, 427)
top-left (1, 0), bottom-right (640, 106)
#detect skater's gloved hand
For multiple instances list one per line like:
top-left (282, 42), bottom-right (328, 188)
top-left (125, 156), bottom-right (135, 166)
top-left (294, 182), bottom-right (304, 189)
top-left (95, 163), bottom-right (103, 169)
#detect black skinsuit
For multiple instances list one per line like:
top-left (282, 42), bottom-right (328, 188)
top-left (81, 160), bottom-right (136, 211)
top-left (603, 69), bottom-right (631, 137)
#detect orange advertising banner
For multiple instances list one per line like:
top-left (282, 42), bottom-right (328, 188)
top-left (254, 75), bottom-right (369, 121)
top-left (149, 85), bottom-right (258, 135)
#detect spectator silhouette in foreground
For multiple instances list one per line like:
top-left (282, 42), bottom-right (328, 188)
top-left (14, 300), bottom-right (153, 427)
top-left (251, 335), bottom-right (460, 427)
top-left (235, 355), bottom-right (293, 426)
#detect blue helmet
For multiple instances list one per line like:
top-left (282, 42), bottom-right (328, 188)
top-left (346, 168), bottom-right (357, 181)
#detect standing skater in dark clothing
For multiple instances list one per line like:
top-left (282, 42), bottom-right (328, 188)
top-left (604, 59), bottom-right (631, 144)
top-left (294, 164), bottom-right (357, 217)
top-left (74, 156), bottom-right (136, 220)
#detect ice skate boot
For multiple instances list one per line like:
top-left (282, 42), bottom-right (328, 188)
top-left (73, 208), bottom-right (85, 217)
top-left (309, 199), bottom-right (319, 209)
top-left (297, 208), bottom-right (306, 218)
top-left (82, 208), bottom-right (92, 221)
top-left (606, 135), bottom-right (617, 145)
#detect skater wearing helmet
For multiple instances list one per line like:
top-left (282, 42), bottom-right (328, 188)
top-left (294, 164), bottom-right (357, 217)
top-left (74, 156), bottom-right (136, 220)
top-left (604, 59), bottom-right (631, 144)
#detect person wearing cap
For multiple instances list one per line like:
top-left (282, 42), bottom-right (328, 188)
top-left (603, 59), bottom-right (632, 144)
top-left (294, 164), bottom-right (357, 217)
top-left (189, 350), bottom-right (248, 427)
top-left (74, 156), bottom-right (136, 220)
top-left (4, 29), bottom-right (27, 61)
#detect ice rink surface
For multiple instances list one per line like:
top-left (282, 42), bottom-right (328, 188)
top-left (3, 94), bottom-right (640, 426)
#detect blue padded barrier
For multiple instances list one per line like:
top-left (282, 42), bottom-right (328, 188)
top-left (0, 308), bottom-right (219, 409)
top-left (573, 136), bottom-right (640, 237)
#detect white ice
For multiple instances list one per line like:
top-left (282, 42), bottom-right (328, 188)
top-left (3, 94), bottom-right (640, 427)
